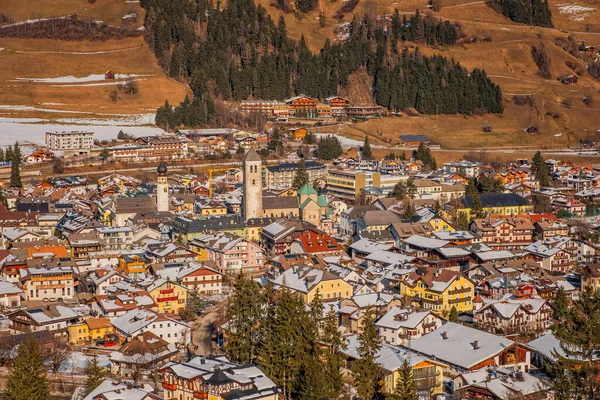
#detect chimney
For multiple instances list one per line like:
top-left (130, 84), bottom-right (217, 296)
top-left (442, 331), bottom-right (448, 340)
top-left (473, 340), bottom-right (480, 349)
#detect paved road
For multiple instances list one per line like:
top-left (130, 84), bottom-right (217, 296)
top-left (191, 300), bottom-right (228, 357)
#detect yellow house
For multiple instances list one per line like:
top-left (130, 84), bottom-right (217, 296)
top-left (385, 359), bottom-right (447, 397)
top-left (118, 255), bottom-right (149, 278)
top-left (273, 266), bottom-right (353, 303)
top-left (148, 279), bottom-right (188, 313)
top-left (196, 199), bottom-right (228, 217)
top-left (428, 216), bottom-right (455, 232)
top-left (68, 317), bottom-right (114, 345)
top-left (456, 193), bottom-right (533, 219)
top-left (400, 267), bottom-right (475, 314)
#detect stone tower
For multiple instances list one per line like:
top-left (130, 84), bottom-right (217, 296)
top-left (156, 162), bottom-right (169, 212)
top-left (242, 149), bottom-right (263, 220)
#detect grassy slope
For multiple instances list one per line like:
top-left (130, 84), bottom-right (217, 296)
top-left (0, 0), bottom-right (189, 120)
top-left (258, 0), bottom-right (600, 148)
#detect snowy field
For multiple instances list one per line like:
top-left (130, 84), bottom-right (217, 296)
top-left (557, 3), bottom-right (595, 21)
top-left (0, 117), bottom-right (164, 146)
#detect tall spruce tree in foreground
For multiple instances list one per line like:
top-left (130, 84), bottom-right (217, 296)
top-left (352, 309), bottom-right (383, 399)
top-left (5, 337), bottom-right (50, 400)
top-left (392, 359), bottom-right (418, 400)
top-left (12, 141), bottom-right (22, 163)
top-left (10, 155), bottom-right (22, 188)
top-left (292, 159), bottom-right (310, 189)
top-left (550, 287), bottom-right (600, 399)
top-left (85, 356), bottom-right (106, 395)
top-left (322, 308), bottom-right (346, 398)
top-left (362, 135), bottom-right (373, 160)
top-left (226, 274), bottom-right (265, 364)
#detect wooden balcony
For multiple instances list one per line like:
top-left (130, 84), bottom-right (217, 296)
top-left (448, 287), bottom-right (472, 295)
top-left (194, 391), bottom-right (208, 399)
top-left (448, 296), bottom-right (471, 304)
top-left (162, 382), bottom-right (177, 391)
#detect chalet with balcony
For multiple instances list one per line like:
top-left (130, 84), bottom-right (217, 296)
top-left (376, 307), bottom-right (443, 345)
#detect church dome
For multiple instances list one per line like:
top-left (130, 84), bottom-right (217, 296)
top-left (157, 162), bottom-right (168, 175)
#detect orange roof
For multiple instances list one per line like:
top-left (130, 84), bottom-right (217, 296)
top-left (85, 317), bottom-right (112, 331)
top-left (27, 245), bottom-right (68, 258)
top-left (296, 231), bottom-right (343, 254)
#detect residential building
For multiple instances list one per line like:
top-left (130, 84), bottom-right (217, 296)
top-left (45, 131), bottom-right (94, 150)
top-left (525, 236), bottom-right (577, 272)
top-left (22, 266), bottom-right (75, 301)
top-left (84, 379), bottom-right (161, 400)
top-left (68, 317), bottom-right (114, 345)
top-left (264, 161), bottom-right (328, 188)
top-left (273, 266), bottom-right (353, 303)
top-left (146, 278), bottom-right (187, 313)
top-left (474, 294), bottom-right (553, 335)
top-left (10, 305), bottom-right (79, 337)
top-left (457, 193), bottom-right (533, 219)
top-left (97, 226), bottom-right (133, 250)
top-left (288, 230), bottom-right (344, 255)
top-left (408, 322), bottom-right (531, 372)
top-left (111, 309), bottom-right (191, 345)
top-left (376, 307), bottom-right (443, 345)
top-left (189, 232), bottom-right (264, 275)
top-left (469, 217), bottom-right (534, 246)
top-left (443, 161), bottom-right (482, 178)
top-left (455, 369), bottom-right (551, 400)
top-left (160, 356), bottom-right (279, 400)
top-left (0, 281), bottom-right (22, 309)
top-left (327, 169), bottom-right (381, 202)
top-left (400, 267), bottom-right (475, 314)
top-left (157, 262), bottom-right (223, 294)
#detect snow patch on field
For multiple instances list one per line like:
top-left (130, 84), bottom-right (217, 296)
top-left (0, 118), bottom-right (163, 146)
top-left (14, 46), bottom-right (143, 55)
top-left (557, 3), bottom-right (595, 21)
top-left (14, 74), bottom-right (151, 83)
top-left (0, 16), bottom-right (70, 29)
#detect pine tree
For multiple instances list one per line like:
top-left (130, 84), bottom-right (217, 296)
top-left (85, 356), bottom-right (106, 395)
top-left (5, 145), bottom-right (13, 164)
top-left (226, 275), bottom-right (265, 364)
top-left (292, 159), bottom-right (310, 189)
top-left (403, 202), bottom-right (416, 220)
top-left (5, 337), bottom-right (50, 400)
top-left (406, 177), bottom-right (417, 199)
top-left (393, 359), bottom-right (417, 400)
top-left (466, 177), bottom-right (479, 197)
top-left (0, 187), bottom-right (8, 208)
top-left (0, 147), bottom-right (4, 162)
top-left (456, 212), bottom-right (469, 230)
top-left (550, 287), bottom-right (600, 398)
top-left (12, 141), bottom-right (21, 163)
top-left (532, 151), bottom-right (550, 187)
top-left (10, 158), bottom-right (22, 188)
top-left (470, 191), bottom-right (483, 219)
top-left (322, 309), bottom-right (346, 398)
top-left (351, 309), bottom-right (382, 399)
top-left (449, 306), bottom-right (459, 322)
top-left (362, 135), bottom-right (373, 160)
top-left (552, 288), bottom-right (568, 323)
top-left (392, 181), bottom-right (407, 199)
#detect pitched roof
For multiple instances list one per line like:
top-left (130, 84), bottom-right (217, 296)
top-left (461, 193), bottom-right (529, 208)
top-left (297, 184), bottom-right (317, 195)
top-left (243, 149), bottom-right (262, 162)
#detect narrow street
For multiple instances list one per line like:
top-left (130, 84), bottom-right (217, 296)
top-left (191, 300), bottom-right (228, 357)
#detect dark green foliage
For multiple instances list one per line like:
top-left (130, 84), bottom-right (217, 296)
top-left (0, 147), bottom-right (4, 163)
top-left (226, 275), bottom-right (265, 364)
top-left (455, 212), bottom-right (469, 230)
top-left (12, 142), bottom-right (21, 163)
top-left (292, 159), bottom-right (310, 188)
top-left (477, 175), bottom-right (504, 193)
top-left (85, 356), bottom-right (106, 395)
top-left (465, 177), bottom-right (478, 197)
top-left (392, 181), bottom-right (407, 199)
top-left (553, 288), bottom-right (568, 321)
top-left (180, 287), bottom-right (206, 321)
top-left (449, 306), bottom-right (459, 322)
top-left (413, 142), bottom-right (437, 170)
top-left (10, 159), bottom-right (21, 188)
top-left (5, 337), bottom-right (50, 400)
top-left (498, 0), bottom-right (553, 27)
top-left (303, 131), bottom-right (317, 144)
top-left (531, 43), bottom-right (552, 78)
top-left (406, 177), bottom-right (417, 199)
top-left (322, 309), bottom-right (346, 398)
top-left (390, 10), bottom-right (459, 46)
top-left (550, 287), bottom-right (600, 398)
top-left (532, 151), bottom-right (550, 187)
top-left (317, 135), bottom-right (343, 160)
top-left (391, 359), bottom-right (418, 400)
top-left (0, 187), bottom-right (8, 208)
top-left (362, 135), bottom-right (373, 160)
top-left (141, 0), bottom-right (502, 127)
top-left (351, 310), bottom-right (383, 399)
top-left (297, 0), bottom-right (318, 13)
top-left (5, 145), bottom-right (14, 164)
top-left (403, 202), bottom-right (416, 219)
top-left (470, 191), bottom-right (483, 218)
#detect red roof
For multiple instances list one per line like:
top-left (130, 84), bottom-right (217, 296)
top-left (296, 230), bottom-right (343, 254)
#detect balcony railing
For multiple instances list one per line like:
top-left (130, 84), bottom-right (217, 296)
top-left (162, 382), bottom-right (177, 391)
top-left (448, 296), bottom-right (471, 304)
top-left (194, 391), bottom-right (208, 399)
top-left (448, 288), bottom-right (472, 295)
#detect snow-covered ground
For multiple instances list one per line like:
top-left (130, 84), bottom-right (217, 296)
top-left (0, 118), bottom-right (163, 146)
top-left (14, 73), bottom-right (151, 83)
top-left (557, 3), bottom-right (595, 21)
top-left (314, 133), bottom-right (362, 147)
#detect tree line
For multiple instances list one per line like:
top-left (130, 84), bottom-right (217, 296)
top-left (497, 0), bottom-right (553, 27)
top-left (141, 0), bottom-right (503, 129)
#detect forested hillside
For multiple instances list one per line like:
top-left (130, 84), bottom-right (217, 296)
top-left (142, 0), bottom-right (503, 128)
top-left (496, 0), bottom-right (553, 27)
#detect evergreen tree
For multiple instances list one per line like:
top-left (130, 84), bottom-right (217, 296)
top-left (12, 141), bottom-right (21, 163)
top-left (0, 187), bottom-right (8, 208)
top-left (5, 337), bottom-right (50, 400)
top-left (85, 356), bottom-right (106, 395)
top-left (5, 145), bottom-right (13, 164)
top-left (10, 158), bottom-right (22, 188)
top-left (465, 177), bottom-right (478, 197)
top-left (403, 202), bottom-right (416, 220)
top-left (362, 135), bottom-right (373, 160)
top-left (317, 135), bottom-right (343, 160)
top-left (292, 159), bottom-right (310, 189)
top-left (392, 359), bottom-right (417, 400)
top-left (456, 212), bottom-right (469, 230)
top-left (553, 288), bottom-right (568, 321)
top-left (532, 151), bottom-right (550, 187)
top-left (470, 191), bottom-right (483, 219)
top-left (0, 147), bottom-right (4, 162)
top-left (550, 287), bottom-right (600, 398)
top-left (351, 309), bottom-right (383, 399)
top-left (406, 177), bottom-right (417, 199)
top-left (449, 306), bottom-right (459, 322)
top-left (226, 275), bottom-right (265, 364)
top-left (392, 181), bottom-right (407, 199)
top-left (322, 309), bottom-right (346, 398)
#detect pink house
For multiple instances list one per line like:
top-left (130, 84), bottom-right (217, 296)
top-left (188, 233), bottom-right (265, 275)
